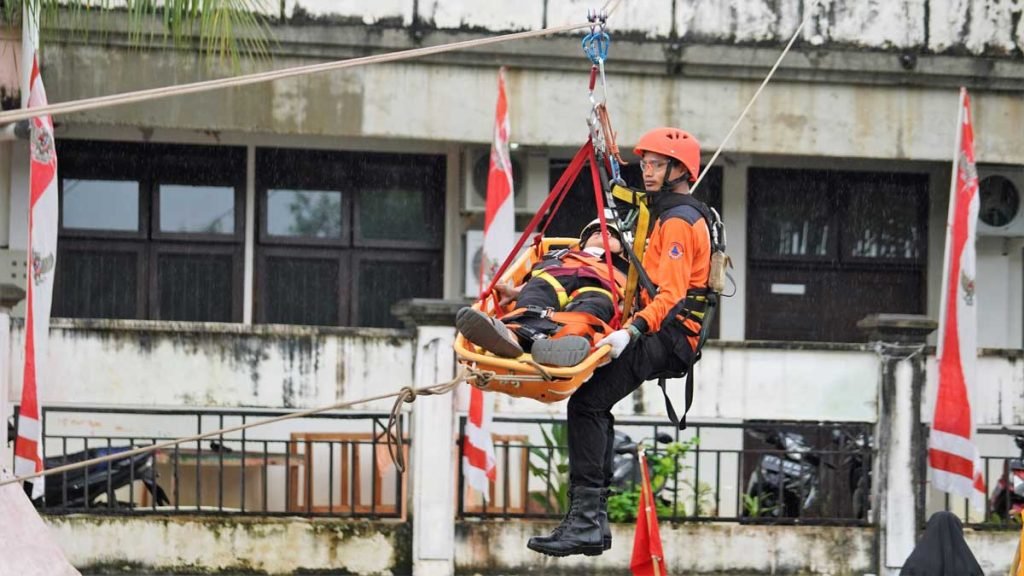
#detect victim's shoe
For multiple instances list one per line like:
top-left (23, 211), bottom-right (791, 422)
top-left (530, 336), bottom-right (592, 367)
top-left (455, 307), bottom-right (524, 358)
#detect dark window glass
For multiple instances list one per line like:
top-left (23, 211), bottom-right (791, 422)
top-left (159, 184), bottom-right (236, 234)
top-left (53, 249), bottom-right (138, 319)
top-left (749, 173), bottom-right (834, 259)
top-left (357, 259), bottom-right (434, 328)
top-left (62, 179), bottom-right (139, 231)
top-left (264, 257), bottom-right (340, 325)
top-left (157, 253), bottom-right (234, 322)
top-left (843, 175), bottom-right (927, 261)
top-left (267, 189), bottom-right (343, 239)
top-left (357, 158), bottom-right (444, 245)
top-left (746, 168), bottom-right (928, 343)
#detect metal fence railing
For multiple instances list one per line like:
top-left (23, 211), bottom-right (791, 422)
top-left (13, 406), bottom-right (406, 519)
top-left (457, 415), bottom-right (875, 526)
top-left (937, 427), bottom-right (1024, 530)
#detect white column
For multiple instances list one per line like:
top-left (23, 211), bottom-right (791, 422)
top-left (411, 325), bottom-right (457, 576)
top-left (880, 358), bottom-right (917, 576)
top-left (718, 155), bottom-right (747, 340)
top-left (243, 145), bottom-right (256, 324)
top-left (860, 314), bottom-right (934, 576)
top-left (0, 309), bottom-right (8, 464)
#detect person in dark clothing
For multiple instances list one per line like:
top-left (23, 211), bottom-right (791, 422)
top-left (900, 511), bottom-right (984, 576)
top-left (457, 220), bottom-right (627, 368)
top-left (527, 127), bottom-right (714, 557)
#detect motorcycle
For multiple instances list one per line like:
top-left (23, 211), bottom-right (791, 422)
top-left (743, 428), bottom-right (824, 519)
top-left (610, 429), bottom-right (675, 503)
top-left (8, 417), bottom-right (169, 508)
top-left (988, 433), bottom-right (1024, 522)
top-left (834, 427), bottom-right (871, 520)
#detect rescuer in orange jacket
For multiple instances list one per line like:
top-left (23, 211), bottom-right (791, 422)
top-left (528, 127), bottom-right (713, 558)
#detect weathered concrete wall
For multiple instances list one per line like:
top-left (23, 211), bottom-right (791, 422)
top-left (7, 322), bottom-right (1023, 426)
top-left (40, 41), bottom-right (1024, 165)
top-left (8, 319), bottom-right (414, 411)
top-left (273, 0), bottom-right (1024, 56)
top-left (35, 508), bottom-right (1022, 575)
top-left (456, 520), bottom-right (876, 575)
top-left (46, 515), bottom-right (410, 575)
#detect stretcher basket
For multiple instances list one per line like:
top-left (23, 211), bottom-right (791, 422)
top-left (454, 237), bottom-right (612, 403)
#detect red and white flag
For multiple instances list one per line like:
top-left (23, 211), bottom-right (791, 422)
top-left (928, 87), bottom-right (985, 510)
top-left (631, 451), bottom-right (666, 576)
top-left (478, 66), bottom-right (515, 297)
top-left (14, 56), bottom-right (59, 500)
top-left (463, 68), bottom-right (514, 497)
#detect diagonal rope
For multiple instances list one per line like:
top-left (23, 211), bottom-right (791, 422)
top-left (690, 0), bottom-right (819, 195)
top-left (0, 0), bottom-right (625, 125)
top-left (0, 367), bottom-right (475, 488)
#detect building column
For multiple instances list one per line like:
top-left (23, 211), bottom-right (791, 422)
top-left (395, 298), bottom-right (462, 576)
top-left (858, 313), bottom-right (936, 576)
top-left (0, 267), bottom-right (26, 468)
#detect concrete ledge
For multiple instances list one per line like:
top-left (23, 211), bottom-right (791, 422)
top-left (456, 520), bottom-right (877, 575)
top-left (47, 515), bottom-right (411, 575)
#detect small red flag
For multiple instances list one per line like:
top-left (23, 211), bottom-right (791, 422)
top-left (631, 451), bottom-right (667, 576)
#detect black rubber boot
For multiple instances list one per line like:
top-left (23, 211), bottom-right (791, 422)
top-left (527, 486), bottom-right (606, 557)
top-left (528, 487), bottom-right (611, 550)
top-left (599, 488), bottom-right (611, 550)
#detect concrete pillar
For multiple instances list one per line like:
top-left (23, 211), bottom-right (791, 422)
top-left (394, 299), bottom-right (462, 576)
top-left (0, 270), bottom-right (26, 469)
top-left (858, 313), bottom-right (937, 576)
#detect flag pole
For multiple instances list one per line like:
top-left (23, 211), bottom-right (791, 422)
top-left (936, 87), bottom-right (966, 363)
top-left (640, 451), bottom-right (660, 576)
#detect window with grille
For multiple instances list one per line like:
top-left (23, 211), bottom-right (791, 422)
top-left (746, 168), bottom-right (929, 342)
top-left (54, 141), bottom-right (245, 322)
top-left (255, 148), bottom-right (444, 328)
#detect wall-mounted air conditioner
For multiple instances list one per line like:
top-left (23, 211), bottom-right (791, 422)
top-left (462, 147), bottom-right (533, 213)
top-left (977, 166), bottom-right (1024, 237)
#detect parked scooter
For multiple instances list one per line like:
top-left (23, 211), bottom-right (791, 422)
top-left (834, 427), bottom-right (871, 520)
top-left (7, 417), bottom-right (169, 508)
top-left (743, 428), bottom-right (824, 519)
top-left (610, 430), bottom-right (674, 502)
top-left (988, 433), bottom-right (1024, 522)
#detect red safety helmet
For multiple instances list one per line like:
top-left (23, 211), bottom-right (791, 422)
top-left (633, 127), bottom-right (701, 184)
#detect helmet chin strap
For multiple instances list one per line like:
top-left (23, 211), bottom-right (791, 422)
top-left (655, 159), bottom-right (690, 194)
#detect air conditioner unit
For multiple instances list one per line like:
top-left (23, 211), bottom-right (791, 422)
top-left (462, 147), bottom-right (529, 213)
top-left (977, 166), bottom-right (1024, 237)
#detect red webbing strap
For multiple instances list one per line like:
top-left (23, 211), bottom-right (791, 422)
top-left (478, 140), bottom-right (595, 305)
top-left (587, 147), bottom-right (621, 328)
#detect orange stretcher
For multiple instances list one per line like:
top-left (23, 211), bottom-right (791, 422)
top-left (454, 237), bottom-right (614, 403)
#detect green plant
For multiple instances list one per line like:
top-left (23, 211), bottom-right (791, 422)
top-left (742, 492), bottom-right (777, 518)
top-left (607, 437), bottom-right (713, 522)
top-left (4, 0), bottom-right (273, 68)
top-left (527, 423), bottom-right (570, 514)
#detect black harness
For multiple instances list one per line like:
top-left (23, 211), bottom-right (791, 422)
top-left (644, 193), bottom-right (725, 430)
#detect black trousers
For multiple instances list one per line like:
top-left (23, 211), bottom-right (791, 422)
top-left (566, 333), bottom-right (688, 488)
top-left (510, 273), bottom-right (615, 349)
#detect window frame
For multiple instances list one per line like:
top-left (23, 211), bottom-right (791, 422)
top-left (53, 239), bottom-right (148, 320)
top-left (255, 247), bottom-right (352, 326)
top-left (350, 249), bottom-right (442, 327)
top-left (56, 140), bottom-right (247, 322)
top-left (256, 147), bottom-right (353, 248)
top-left (57, 148), bottom-right (148, 240)
top-left (149, 242), bottom-right (245, 322)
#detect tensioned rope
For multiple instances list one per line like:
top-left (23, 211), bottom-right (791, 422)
top-left (690, 0), bottom-right (819, 195)
top-left (0, 366), bottom-right (479, 488)
top-left (0, 0), bottom-right (623, 125)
